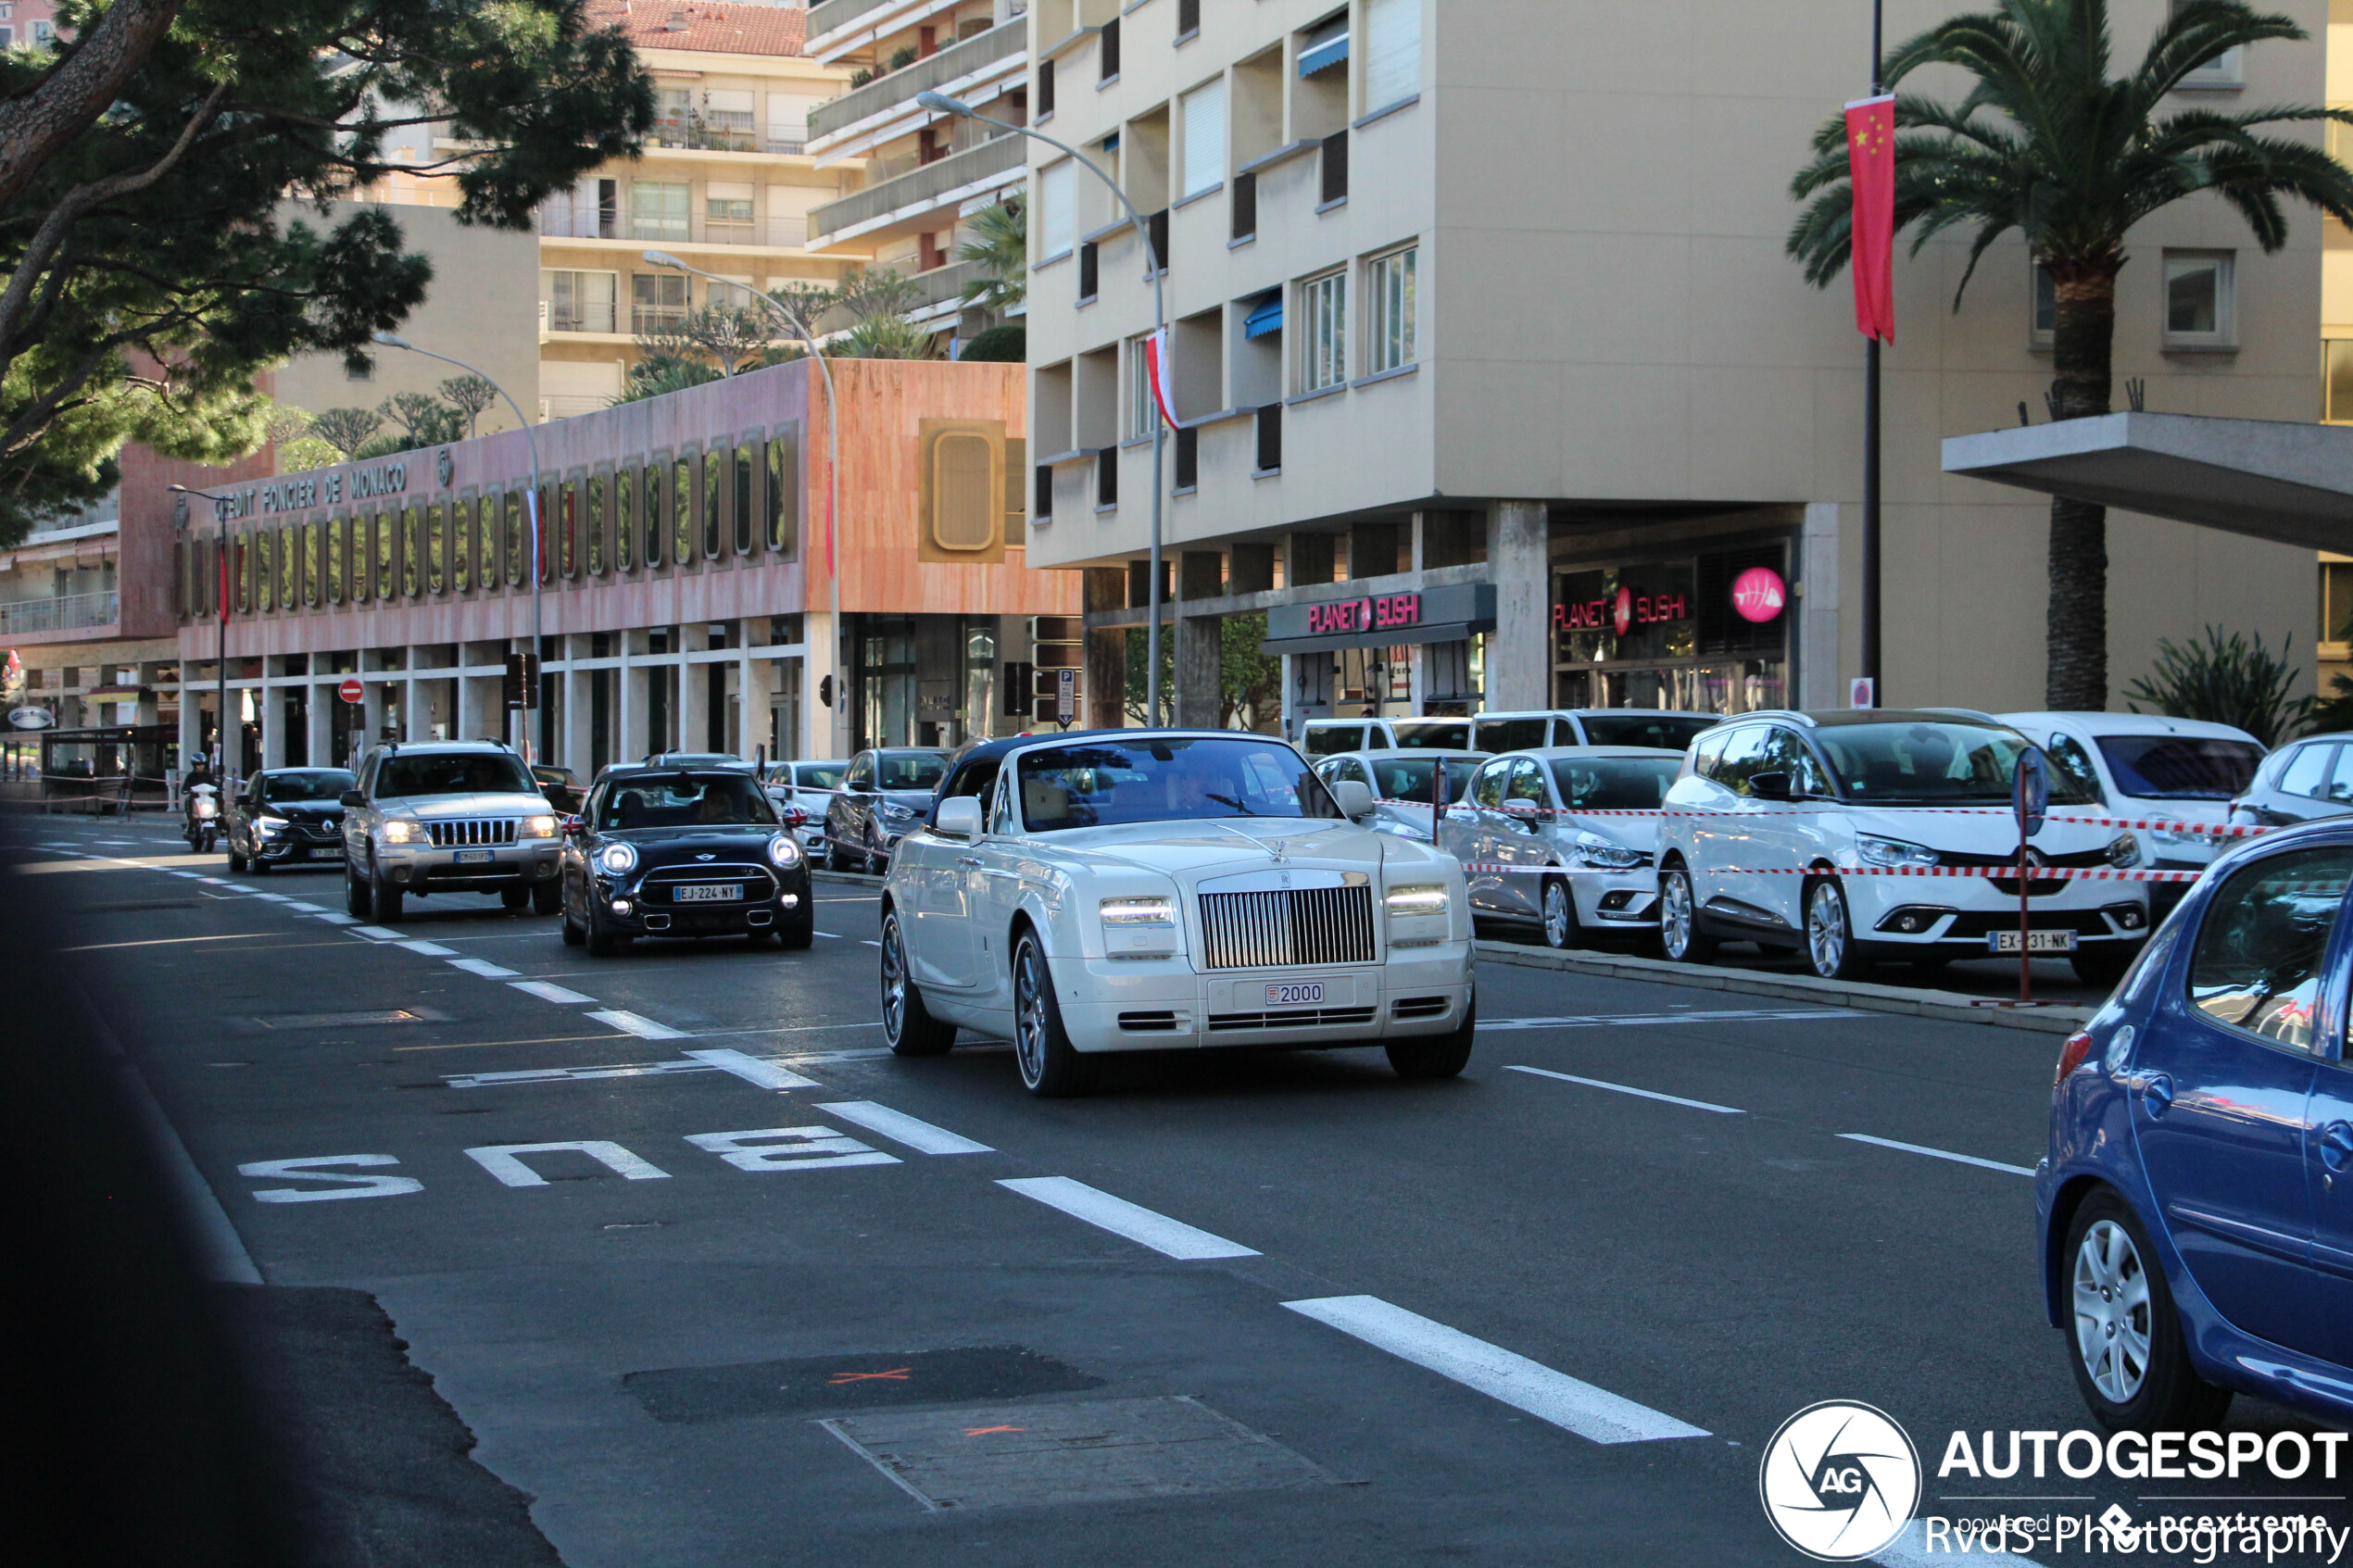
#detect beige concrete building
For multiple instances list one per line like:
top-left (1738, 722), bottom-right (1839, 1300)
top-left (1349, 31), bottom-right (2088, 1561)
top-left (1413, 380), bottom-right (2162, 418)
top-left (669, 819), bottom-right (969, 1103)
top-left (803, 0), bottom-right (1030, 343)
top-left (1024, 0), bottom-right (2325, 732)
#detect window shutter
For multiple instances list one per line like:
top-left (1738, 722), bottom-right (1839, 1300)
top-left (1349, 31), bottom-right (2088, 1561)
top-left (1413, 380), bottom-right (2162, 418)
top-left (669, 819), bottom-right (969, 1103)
top-left (932, 433), bottom-right (996, 551)
top-left (1365, 0), bottom-right (1420, 109)
top-left (1040, 159), bottom-right (1075, 257)
top-left (1180, 77), bottom-right (1226, 198)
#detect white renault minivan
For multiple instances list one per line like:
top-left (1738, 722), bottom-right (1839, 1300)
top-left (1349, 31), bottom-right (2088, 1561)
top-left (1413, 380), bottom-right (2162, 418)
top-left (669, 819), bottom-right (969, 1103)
top-left (1654, 710), bottom-right (2151, 985)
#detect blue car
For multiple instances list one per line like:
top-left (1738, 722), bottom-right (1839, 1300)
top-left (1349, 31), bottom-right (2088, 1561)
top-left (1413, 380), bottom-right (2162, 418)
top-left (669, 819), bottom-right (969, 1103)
top-left (2038, 818), bottom-right (2353, 1430)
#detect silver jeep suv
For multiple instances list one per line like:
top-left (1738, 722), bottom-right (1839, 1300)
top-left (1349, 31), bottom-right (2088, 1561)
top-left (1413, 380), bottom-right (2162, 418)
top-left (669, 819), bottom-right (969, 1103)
top-left (340, 741), bottom-right (563, 922)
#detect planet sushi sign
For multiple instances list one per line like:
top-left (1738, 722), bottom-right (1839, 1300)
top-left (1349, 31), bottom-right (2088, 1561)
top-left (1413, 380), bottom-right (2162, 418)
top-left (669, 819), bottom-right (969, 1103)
top-left (1730, 566), bottom-right (1788, 624)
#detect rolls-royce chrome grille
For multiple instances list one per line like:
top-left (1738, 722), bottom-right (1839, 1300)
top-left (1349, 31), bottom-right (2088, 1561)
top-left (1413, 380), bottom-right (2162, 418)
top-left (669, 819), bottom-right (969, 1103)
top-left (425, 819), bottom-right (518, 847)
top-left (1199, 885), bottom-right (1377, 970)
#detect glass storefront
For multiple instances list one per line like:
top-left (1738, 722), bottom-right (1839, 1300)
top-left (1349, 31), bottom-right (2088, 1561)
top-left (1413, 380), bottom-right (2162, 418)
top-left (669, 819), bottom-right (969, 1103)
top-left (852, 613), bottom-right (1017, 750)
top-left (1552, 539), bottom-right (1792, 716)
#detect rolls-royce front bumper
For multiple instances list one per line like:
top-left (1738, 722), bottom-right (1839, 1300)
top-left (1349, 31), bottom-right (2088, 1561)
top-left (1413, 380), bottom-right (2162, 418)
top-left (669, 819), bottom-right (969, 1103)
top-left (1056, 943), bottom-right (1475, 1054)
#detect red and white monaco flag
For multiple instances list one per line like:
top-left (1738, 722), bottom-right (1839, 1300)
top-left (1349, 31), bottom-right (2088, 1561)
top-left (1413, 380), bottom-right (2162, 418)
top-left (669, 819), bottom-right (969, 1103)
top-left (1142, 327), bottom-right (1179, 431)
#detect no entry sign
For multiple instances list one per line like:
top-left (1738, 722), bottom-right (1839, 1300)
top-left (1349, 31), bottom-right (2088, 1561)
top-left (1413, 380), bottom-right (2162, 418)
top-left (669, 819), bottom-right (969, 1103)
top-left (338, 678), bottom-right (364, 705)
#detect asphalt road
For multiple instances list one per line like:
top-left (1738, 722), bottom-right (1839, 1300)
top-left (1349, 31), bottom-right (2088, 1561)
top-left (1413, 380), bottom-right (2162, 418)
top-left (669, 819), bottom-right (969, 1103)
top-left (6, 813), bottom-right (2343, 1566)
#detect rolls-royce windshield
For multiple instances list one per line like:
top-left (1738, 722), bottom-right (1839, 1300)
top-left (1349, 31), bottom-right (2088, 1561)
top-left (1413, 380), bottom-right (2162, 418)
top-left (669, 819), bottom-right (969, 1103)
top-left (1016, 737), bottom-right (1341, 833)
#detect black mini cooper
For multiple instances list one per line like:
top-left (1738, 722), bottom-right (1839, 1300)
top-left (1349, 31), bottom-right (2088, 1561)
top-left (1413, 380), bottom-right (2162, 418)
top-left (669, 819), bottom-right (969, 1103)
top-left (560, 767), bottom-right (815, 954)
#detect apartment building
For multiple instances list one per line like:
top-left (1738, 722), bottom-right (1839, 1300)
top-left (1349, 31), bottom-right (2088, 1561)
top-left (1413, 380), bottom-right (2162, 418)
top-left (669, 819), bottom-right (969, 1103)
top-left (1026, 0), bottom-right (2324, 731)
top-left (803, 0), bottom-right (1030, 345)
top-left (532, 2), bottom-right (867, 415)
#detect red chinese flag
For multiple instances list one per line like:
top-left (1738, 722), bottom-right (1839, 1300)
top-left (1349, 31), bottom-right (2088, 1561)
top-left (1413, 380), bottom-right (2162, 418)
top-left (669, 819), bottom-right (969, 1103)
top-left (1844, 94), bottom-right (1896, 343)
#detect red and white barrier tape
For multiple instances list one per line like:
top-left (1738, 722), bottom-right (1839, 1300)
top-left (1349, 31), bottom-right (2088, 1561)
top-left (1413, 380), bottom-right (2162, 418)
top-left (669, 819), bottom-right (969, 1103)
top-left (1454, 861), bottom-right (2200, 883)
top-left (1380, 796), bottom-right (2257, 840)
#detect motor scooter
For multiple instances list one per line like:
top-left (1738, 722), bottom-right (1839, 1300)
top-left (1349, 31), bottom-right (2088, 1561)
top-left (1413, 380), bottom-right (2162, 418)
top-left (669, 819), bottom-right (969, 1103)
top-left (184, 783), bottom-right (220, 854)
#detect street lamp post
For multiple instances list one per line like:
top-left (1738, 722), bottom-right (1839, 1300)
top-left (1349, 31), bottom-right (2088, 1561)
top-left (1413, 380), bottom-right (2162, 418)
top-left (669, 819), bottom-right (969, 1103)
top-left (642, 250), bottom-right (845, 759)
top-left (165, 483), bottom-right (234, 785)
top-left (371, 332), bottom-right (545, 761)
top-left (917, 89), bottom-right (1168, 727)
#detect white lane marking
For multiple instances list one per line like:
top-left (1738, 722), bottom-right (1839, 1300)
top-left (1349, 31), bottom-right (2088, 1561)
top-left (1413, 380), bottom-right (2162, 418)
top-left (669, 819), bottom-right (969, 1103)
top-left (463, 1140), bottom-right (670, 1187)
top-left (311, 912), bottom-right (360, 925)
top-left (445, 1053), bottom-right (812, 1089)
top-left (95, 839), bottom-right (140, 846)
top-left (684, 1126), bottom-right (897, 1171)
top-left (1505, 1064), bottom-right (1744, 1115)
top-left (510, 980), bottom-right (596, 1004)
top-left (587, 1009), bottom-right (691, 1040)
top-left (1839, 1133), bottom-right (2035, 1178)
top-left (1874, 1520), bottom-right (2047, 1568)
top-left (249, 892), bottom-right (294, 902)
top-left (447, 957), bottom-right (521, 978)
top-left (812, 931), bottom-right (845, 939)
top-left (818, 1100), bottom-right (992, 1155)
top-left (399, 939), bottom-right (457, 956)
top-left (998, 1176), bottom-right (1260, 1261)
top-left (1281, 1296), bottom-right (1710, 1445)
top-left (351, 925), bottom-right (402, 940)
top-left (684, 1047), bottom-right (819, 1089)
top-left (1481, 1009), bottom-right (1867, 1031)
top-left (196, 876), bottom-right (232, 884)
top-left (237, 1155), bottom-right (422, 1203)
top-left (861, 939), bottom-right (882, 947)
top-left (167, 871), bottom-right (203, 878)
top-left (283, 900), bottom-right (327, 912)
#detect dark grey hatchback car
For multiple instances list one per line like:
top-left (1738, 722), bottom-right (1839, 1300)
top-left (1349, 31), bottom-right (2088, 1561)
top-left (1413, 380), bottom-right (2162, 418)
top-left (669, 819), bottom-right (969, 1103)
top-left (823, 748), bottom-right (950, 872)
top-left (2230, 734), bottom-right (2353, 829)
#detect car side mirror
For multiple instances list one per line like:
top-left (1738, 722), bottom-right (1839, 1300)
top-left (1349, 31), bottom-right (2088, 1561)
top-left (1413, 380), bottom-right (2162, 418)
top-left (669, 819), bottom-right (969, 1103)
top-left (561, 814), bottom-right (585, 837)
top-left (1749, 771), bottom-right (1793, 802)
top-left (340, 790), bottom-right (366, 809)
top-left (937, 797), bottom-right (985, 840)
top-left (1331, 779), bottom-right (1375, 820)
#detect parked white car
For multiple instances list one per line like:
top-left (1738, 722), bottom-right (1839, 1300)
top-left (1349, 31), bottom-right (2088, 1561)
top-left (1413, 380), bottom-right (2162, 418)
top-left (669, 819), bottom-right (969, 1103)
top-left (1298, 716), bottom-right (1476, 755)
top-left (1436, 747), bottom-right (1684, 948)
top-left (1311, 748), bottom-right (1485, 841)
top-left (879, 730), bottom-right (1477, 1096)
top-left (1655, 710), bottom-right (2152, 985)
top-left (762, 759), bottom-right (848, 856)
top-left (1995, 711), bottom-right (2264, 911)
top-left (1469, 709), bottom-right (1720, 755)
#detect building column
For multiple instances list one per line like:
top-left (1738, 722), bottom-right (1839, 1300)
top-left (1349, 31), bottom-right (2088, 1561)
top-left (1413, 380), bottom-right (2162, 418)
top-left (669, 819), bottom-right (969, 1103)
top-left (456, 648), bottom-right (488, 745)
top-left (1174, 617), bottom-right (1221, 730)
top-left (739, 648), bottom-right (775, 762)
top-left (306, 680), bottom-right (334, 767)
top-left (1800, 501), bottom-right (1843, 710)
top-left (405, 670), bottom-right (432, 743)
top-left (621, 646), bottom-right (649, 762)
top-left (1487, 499), bottom-right (1550, 711)
top-left (803, 609), bottom-right (842, 759)
top-left (562, 643), bottom-right (593, 777)
top-left (363, 670), bottom-right (389, 751)
top-left (1082, 568), bottom-right (1126, 730)
top-left (259, 667), bottom-right (286, 768)
top-left (175, 677), bottom-right (201, 793)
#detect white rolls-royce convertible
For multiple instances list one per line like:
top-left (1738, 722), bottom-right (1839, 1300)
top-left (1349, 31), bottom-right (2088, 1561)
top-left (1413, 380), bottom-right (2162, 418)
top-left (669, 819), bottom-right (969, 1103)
top-left (879, 730), bottom-right (1477, 1096)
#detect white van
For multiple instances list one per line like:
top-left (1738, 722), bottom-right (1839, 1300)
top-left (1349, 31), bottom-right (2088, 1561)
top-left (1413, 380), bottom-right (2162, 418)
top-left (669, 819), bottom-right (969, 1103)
top-left (1469, 709), bottom-right (1721, 756)
top-left (1299, 716), bottom-right (1477, 756)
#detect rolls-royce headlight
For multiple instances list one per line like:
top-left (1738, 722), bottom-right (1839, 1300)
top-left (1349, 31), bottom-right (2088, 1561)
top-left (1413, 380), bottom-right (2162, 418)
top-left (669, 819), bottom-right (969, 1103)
top-left (1572, 831), bottom-right (1643, 870)
top-left (598, 842), bottom-right (638, 875)
top-left (1384, 884), bottom-right (1450, 918)
top-left (767, 834), bottom-right (802, 868)
top-left (1101, 896), bottom-right (1175, 926)
top-left (381, 820), bottom-right (423, 845)
top-left (2108, 833), bottom-right (2142, 869)
top-left (518, 814), bottom-right (560, 839)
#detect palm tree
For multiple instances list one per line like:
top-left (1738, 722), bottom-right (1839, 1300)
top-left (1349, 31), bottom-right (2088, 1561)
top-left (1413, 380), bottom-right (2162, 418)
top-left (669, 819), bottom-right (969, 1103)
top-left (958, 197), bottom-right (1026, 316)
top-left (1787, 0), bottom-right (2353, 709)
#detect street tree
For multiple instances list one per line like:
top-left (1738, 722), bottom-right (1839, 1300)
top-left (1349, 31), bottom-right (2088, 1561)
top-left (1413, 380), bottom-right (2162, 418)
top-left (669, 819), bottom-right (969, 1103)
top-left (377, 389), bottom-right (464, 451)
top-left (0, 0), bottom-right (652, 542)
top-left (958, 197), bottom-right (1025, 316)
top-left (308, 406), bottom-right (384, 462)
top-left (437, 373), bottom-right (498, 438)
top-left (1785, 0), bottom-right (2353, 709)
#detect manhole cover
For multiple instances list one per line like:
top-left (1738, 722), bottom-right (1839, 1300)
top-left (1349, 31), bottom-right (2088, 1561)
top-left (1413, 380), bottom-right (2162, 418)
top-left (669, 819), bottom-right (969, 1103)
top-left (820, 1395), bottom-right (1337, 1512)
top-left (623, 1346), bottom-right (1102, 1424)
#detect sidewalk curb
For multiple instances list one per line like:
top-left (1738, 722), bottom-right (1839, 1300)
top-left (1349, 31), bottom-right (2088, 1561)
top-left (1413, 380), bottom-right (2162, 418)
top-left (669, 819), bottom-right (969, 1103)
top-left (1473, 941), bottom-right (2095, 1037)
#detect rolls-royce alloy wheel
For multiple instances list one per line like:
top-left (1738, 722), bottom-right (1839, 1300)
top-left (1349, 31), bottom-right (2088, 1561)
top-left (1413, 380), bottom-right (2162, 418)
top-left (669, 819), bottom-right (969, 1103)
top-left (1012, 932), bottom-right (1095, 1097)
top-left (880, 909), bottom-right (953, 1057)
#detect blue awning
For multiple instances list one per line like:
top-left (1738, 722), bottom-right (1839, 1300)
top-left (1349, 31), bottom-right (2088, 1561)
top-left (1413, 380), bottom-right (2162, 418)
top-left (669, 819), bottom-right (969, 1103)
top-left (1299, 17), bottom-right (1349, 77)
top-left (1244, 294), bottom-right (1283, 338)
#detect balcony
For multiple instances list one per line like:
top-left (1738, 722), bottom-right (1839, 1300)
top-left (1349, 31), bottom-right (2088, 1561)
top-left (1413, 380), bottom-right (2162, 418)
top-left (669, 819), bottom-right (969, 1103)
top-left (540, 208), bottom-right (812, 250)
top-left (809, 19), bottom-right (1025, 145)
top-left (808, 133), bottom-right (1024, 247)
top-left (807, 0), bottom-right (895, 45)
top-left (0, 590), bottom-right (118, 636)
